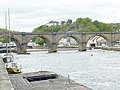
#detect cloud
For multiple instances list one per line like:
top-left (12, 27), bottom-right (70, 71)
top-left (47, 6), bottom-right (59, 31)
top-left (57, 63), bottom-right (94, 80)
top-left (0, 0), bottom-right (120, 32)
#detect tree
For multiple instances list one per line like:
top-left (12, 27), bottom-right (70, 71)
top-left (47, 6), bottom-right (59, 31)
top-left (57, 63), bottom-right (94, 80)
top-left (61, 21), bottom-right (66, 25)
top-left (75, 18), bottom-right (83, 24)
top-left (35, 37), bottom-right (45, 45)
top-left (66, 19), bottom-right (72, 25)
top-left (81, 17), bottom-right (92, 25)
top-left (33, 17), bottom-right (113, 33)
top-left (0, 38), bottom-right (6, 43)
top-left (93, 20), bottom-right (112, 32)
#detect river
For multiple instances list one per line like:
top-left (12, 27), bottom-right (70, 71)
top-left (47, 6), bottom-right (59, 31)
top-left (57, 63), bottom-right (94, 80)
top-left (13, 49), bottom-right (120, 90)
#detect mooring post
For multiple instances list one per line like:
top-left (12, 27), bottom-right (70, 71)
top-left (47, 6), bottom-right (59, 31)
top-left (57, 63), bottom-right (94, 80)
top-left (68, 74), bottom-right (70, 83)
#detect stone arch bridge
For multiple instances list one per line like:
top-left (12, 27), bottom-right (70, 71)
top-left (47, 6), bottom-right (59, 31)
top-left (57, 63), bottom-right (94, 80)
top-left (0, 32), bottom-right (120, 53)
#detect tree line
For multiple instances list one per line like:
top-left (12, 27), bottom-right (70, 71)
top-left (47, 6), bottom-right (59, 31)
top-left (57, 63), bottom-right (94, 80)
top-left (33, 17), bottom-right (120, 33)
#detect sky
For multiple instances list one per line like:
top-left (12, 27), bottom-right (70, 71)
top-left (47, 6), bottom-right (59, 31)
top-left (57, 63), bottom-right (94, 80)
top-left (0, 0), bottom-right (120, 32)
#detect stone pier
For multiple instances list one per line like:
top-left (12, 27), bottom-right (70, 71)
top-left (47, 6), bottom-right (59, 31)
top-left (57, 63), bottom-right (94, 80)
top-left (0, 56), bottom-right (14, 90)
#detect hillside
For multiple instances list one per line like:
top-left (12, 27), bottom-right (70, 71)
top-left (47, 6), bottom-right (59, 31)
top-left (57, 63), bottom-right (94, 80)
top-left (33, 17), bottom-right (120, 33)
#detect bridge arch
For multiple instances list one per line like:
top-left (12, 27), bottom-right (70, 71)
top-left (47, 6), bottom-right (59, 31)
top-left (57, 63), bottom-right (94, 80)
top-left (11, 37), bottom-right (21, 53)
top-left (0, 33), bottom-right (22, 53)
top-left (86, 34), bottom-right (109, 48)
top-left (26, 36), bottom-right (51, 47)
top-left (24, 35), bottom-right (56, 52)
top-left (86, 34), bottom-right (109, 43)
top-left (56, 34), bottom-right (85, 51)
top-left (57, 35), bottom-right (81, 45)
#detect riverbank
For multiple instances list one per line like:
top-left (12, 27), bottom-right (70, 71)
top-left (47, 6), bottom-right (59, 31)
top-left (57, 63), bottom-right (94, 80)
top-left (26, 46), bottom-right (120, 53)
top-left (27, 47), bottom-right (79, 52)
top-left (101, 47), bottom-right (120, 51)
top-left (0, 57), bottom-right (13, 90)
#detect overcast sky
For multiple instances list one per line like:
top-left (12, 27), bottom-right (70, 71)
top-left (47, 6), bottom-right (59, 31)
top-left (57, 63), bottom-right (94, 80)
top-left (0, 0), bottom-right (120, 32)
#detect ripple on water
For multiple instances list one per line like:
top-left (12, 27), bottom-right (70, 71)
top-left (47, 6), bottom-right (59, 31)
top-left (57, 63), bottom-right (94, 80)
top-left (11, 49), bottom-right (120, 90)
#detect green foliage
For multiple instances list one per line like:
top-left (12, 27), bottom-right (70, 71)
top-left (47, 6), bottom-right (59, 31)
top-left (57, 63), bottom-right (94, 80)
top-left (0, 28), bottom-right (7, 32)
top-left (111, 24), bottom-right (120, 32)
top-left (0, 29), bottom-right (7, 43)
top-left (0, 38), bottom-right (6, 43)
top-left (0, 28), bottom-right (19, 43)
top-left (93, 21), bottom-right (112, 32)
top-left (81, 17), bottom-right (92, 25)
top-left (35, 37), bottom-right (45, 45)
top-left (33, 17), bottom-right (116, 33)
top-left (75, 18), bottom-right (83, 24)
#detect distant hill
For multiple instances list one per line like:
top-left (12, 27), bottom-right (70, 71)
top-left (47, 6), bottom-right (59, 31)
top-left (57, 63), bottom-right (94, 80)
top-left (33, 17), bottom-right (116, 33)
top-left (0, 28), bottom-right (18, 32)
top-left (109, 23), bottom-right (120, 25)
top-left (0, 28), bottom-right (7, 32)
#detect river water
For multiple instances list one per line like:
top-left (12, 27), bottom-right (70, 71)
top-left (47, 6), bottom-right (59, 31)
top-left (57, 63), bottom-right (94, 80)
top-left (13, 49), bottom-right (120, 90)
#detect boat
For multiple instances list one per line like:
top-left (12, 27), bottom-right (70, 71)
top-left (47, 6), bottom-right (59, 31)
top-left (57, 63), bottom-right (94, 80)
top-left (4, 9), bottom-right (22, 74)
top-left (2, 53), bottom-right (14, 63)
top-left (5, 62), bottom-right (22, 74)
top-left (2, 8), bottom-right (14, 63)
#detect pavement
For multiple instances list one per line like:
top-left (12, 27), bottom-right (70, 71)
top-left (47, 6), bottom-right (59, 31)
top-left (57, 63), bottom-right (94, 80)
top-left (0, 56), bottom-right (14, 90)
